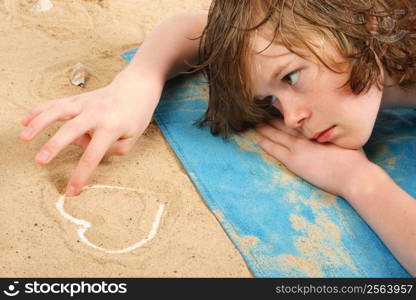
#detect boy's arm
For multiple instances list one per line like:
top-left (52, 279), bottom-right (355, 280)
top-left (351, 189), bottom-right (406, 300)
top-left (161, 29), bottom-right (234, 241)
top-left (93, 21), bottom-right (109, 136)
top-left (114, 12), bottom-right (208, 88)
top-left (21, 12), bottom-right (209, 196)
top-left (256, 119), bottom-right (416, 276)
top-left (345, 164), bottom-right (416, 277)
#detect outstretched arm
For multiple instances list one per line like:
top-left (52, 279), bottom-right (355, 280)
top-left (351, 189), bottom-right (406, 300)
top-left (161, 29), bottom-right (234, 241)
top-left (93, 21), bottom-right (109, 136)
top-left (121, 12), bottom-right (208, 83)
top-left (256, 118), bottom-right (416, 276)
top-left (20, 12), bottom-right (208, 196)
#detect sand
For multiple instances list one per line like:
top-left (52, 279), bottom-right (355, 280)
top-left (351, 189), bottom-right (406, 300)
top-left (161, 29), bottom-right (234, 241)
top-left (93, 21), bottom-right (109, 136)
top-left (0, 0), bottom-right (252, 277)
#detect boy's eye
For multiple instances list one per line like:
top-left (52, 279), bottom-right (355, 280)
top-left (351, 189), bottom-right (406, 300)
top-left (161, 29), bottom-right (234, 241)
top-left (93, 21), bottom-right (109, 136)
top-left (282, 70), bottom-right (300, 85)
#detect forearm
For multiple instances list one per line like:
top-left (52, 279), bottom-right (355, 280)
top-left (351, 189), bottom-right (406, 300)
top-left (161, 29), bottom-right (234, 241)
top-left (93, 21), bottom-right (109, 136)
top-left (345, 164), bottom-right (416, 276)
top-left (119, 12), bottom-right (207, 83)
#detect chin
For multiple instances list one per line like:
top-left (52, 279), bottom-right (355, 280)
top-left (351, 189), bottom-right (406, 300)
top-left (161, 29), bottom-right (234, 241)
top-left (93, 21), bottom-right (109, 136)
top-left (332, 134), bottom-right (370, 150)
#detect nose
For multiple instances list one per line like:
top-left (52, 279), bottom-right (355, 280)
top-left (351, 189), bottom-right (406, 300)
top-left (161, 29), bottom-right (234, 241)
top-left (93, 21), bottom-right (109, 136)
top-left (277, 102), bottom-right (311, 129)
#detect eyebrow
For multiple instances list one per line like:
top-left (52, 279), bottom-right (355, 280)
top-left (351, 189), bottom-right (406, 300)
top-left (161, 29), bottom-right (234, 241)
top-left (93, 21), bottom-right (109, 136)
top-left (270, 61), bottom-right (291, 83)
top-left (254, 61), bottom-right (291, 99)
top-left (254, 62), bottom-right (290, 99)
top-left (253, 50), bottom-right (292, 98)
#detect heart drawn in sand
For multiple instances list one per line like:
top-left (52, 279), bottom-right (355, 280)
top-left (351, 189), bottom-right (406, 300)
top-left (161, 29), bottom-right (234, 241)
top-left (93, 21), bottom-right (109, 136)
top-left (56, 185), bottom-right (165, 254)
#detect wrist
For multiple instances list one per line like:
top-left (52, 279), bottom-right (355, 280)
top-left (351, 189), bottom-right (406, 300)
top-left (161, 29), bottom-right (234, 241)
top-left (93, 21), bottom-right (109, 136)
top-left (113, 66), bottom-right (165, 90)
top-left (342, 162), bottom-right (391, 201)
top-left (109, 67), bottom-right (165, 118)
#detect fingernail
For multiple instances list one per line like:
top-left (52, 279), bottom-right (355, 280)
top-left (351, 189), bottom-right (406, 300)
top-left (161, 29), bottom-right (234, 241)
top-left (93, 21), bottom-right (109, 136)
top-left (21, 115), bottom-right (30, 124)
top-left (21, 127), bottom-right (33, 139)
top-left (22, 114), bottom-right (32, 123)
top-left (65, 185), bottom-right (76, 196)
top-left (36, 150), bottom-right (50, 163)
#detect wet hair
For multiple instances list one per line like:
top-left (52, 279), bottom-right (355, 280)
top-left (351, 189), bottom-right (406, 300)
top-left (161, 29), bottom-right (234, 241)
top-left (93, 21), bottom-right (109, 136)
top-left (192, 0), bottom-right (416, 138)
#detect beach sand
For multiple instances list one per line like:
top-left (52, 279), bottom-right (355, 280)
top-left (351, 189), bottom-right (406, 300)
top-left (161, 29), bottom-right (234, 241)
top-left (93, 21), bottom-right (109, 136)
top-left (0, 0), bottom-right (252, 277)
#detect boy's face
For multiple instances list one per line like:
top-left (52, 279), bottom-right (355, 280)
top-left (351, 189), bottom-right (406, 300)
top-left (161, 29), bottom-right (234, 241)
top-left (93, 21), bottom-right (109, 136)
top-left (250, 34), bottom-right (384, 149)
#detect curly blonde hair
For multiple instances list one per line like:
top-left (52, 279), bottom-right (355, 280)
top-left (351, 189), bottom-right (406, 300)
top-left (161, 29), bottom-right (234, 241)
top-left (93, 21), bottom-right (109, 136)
top-left (193, 0), bottom-right (416, 137)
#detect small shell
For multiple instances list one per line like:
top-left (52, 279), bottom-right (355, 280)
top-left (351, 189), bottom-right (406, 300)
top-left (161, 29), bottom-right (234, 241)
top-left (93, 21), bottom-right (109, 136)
top-left (28, 0), bottom-right (54, 13)
top-left (70, 63), bottom-right (89, 87)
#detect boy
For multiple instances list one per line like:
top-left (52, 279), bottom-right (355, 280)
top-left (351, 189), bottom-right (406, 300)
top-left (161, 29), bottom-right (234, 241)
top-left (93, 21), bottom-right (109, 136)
top-left (20, 0), bottom-right (416, 275)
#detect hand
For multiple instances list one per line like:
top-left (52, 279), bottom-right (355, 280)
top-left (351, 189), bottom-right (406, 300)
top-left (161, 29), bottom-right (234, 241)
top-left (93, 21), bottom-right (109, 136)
top-left (256, 118), bottom-right (373, 198)
top-left (20, 70), bottom-right (163, 196)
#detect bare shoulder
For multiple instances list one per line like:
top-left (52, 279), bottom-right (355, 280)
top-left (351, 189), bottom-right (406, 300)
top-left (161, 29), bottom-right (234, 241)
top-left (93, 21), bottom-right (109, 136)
top-left (381, 74), bottom-right (416, 108)
top-left (403, 84), bottom-right (416, 108)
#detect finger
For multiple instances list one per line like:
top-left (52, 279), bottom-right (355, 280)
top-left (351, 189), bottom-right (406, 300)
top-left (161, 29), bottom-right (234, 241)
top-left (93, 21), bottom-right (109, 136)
top-left (256, 123), bottom-right (296, 147)
top-left (71, 134), bottom-right (92, 150)
top-left (66, 130), bottom-right (118, 196)
top-left (105, 138), bottom-right (135, 156)
top-left (35, 116), bottom-right (92, 165)
top-left (268, 118), bottom-right (301, 137)
top-left (21, 100), bottom-right (55, 126)
top-left (20, 102), bottom-right (81, 141)
top-left (72, 135), bottom-right (134, 156)
top-left (258, 136), bottom-right (290, 161)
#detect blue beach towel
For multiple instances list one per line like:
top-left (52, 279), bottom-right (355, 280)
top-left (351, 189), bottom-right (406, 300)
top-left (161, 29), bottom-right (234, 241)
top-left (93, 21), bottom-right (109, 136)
top-left (122, 49), bottom-right (414, 277)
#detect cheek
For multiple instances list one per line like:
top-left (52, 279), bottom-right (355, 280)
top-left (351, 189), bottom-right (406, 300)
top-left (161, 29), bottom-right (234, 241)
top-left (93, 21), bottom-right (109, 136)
top-left (336, 88), bottom-right (383, 148)
top-left (332, 119), bottom-right (373, 149)
top-left (350, 86), bottom-right (383, 126)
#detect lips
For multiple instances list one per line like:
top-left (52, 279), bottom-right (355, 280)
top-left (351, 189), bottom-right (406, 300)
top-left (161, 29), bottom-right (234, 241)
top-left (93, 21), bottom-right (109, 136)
top-left (312, 125), bottom-right (336, 141)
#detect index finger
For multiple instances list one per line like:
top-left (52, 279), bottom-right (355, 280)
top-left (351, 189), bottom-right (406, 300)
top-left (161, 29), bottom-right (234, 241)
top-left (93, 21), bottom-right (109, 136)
top-left (65, 130), bottom-right (118, 196)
